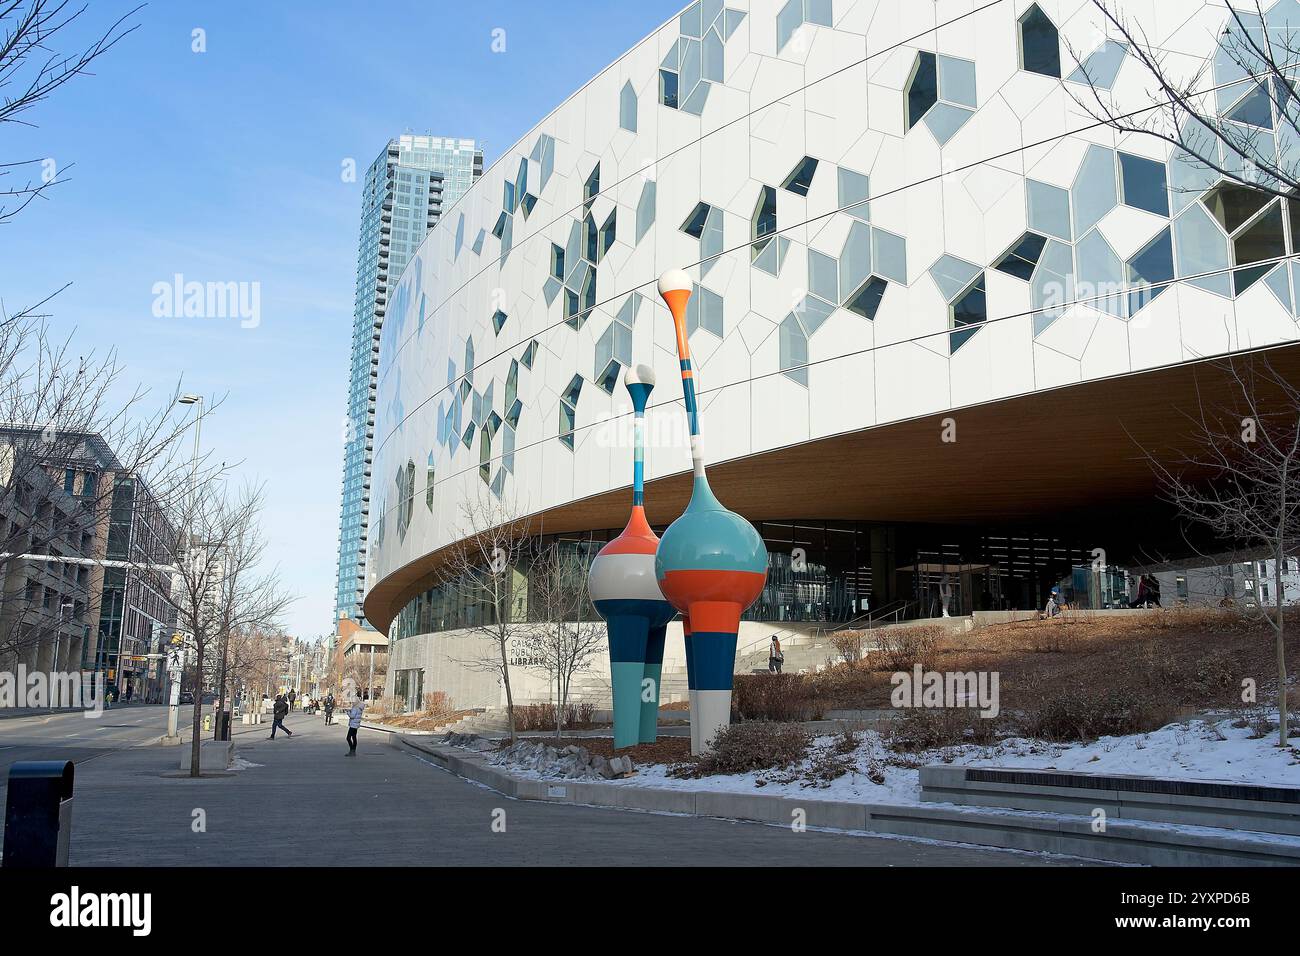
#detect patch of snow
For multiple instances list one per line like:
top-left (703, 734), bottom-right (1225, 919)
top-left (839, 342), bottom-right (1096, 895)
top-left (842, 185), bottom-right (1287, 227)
top-left (575, 717), bottom-right (1300, 806)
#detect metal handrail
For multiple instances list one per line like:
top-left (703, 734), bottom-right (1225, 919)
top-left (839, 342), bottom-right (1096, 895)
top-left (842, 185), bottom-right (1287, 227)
top-left (733, 626), bottom-right (805, 662)
top-left (815, 599), bottom-right (913, 638)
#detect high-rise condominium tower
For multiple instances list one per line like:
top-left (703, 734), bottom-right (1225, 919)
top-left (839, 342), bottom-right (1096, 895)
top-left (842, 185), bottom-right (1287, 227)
top-left (335, 135), bottom-right (483, 629)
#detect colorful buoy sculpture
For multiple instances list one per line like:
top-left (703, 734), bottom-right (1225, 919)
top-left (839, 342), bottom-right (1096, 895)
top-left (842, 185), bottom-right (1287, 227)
top-left (587, 363), bottom-right (677, 749)
top-left (655, 269), bottom-right (768, 754)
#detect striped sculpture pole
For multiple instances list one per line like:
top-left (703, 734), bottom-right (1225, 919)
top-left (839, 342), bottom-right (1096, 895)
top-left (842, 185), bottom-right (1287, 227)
top-left (655, 269), bottom-right (768, 754)
top-left (587, 364), bottom-right (677, 749)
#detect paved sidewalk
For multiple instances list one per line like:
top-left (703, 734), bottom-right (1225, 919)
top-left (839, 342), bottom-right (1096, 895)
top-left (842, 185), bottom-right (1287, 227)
top-left (40, 713), bottom-right (1085, 866)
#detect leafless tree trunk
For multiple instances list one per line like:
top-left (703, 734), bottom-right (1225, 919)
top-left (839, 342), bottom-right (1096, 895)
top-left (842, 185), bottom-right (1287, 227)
top-left (519, 542), bottom-right (603, 740)
top-left (171, 481), bottom-right (293, 776)
top-left (1141, 354), bottom-right (1299, 746)
top-left (441, 494), bottom-right (532, 743)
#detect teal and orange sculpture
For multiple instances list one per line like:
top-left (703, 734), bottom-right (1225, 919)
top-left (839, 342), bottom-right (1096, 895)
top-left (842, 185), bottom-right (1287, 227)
top-left (587, 364), bottom-right (677, 749)
top-left (655, 269), bottom-right (768, 754)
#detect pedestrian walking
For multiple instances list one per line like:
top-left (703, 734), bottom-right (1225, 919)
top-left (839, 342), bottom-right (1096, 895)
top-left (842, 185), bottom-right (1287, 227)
top-left (324, 693), bottom-right (335, 726)
top-left (269, 693), bottom-right (294, 739)
top-left (768, 634), bottom-right (784, 673)
top-left (345, 696), bottom-right (364, 755)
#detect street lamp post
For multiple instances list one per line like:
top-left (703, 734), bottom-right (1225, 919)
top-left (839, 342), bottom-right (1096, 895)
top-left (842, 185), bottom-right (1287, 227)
top-left (50, 601), bottom-right (74, 710)
top-left (166, 393), bottom-right (203, 745)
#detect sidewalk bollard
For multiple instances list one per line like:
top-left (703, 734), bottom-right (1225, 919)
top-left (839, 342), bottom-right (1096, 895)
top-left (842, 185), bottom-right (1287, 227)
top-left (3, 761), bottom-right (74, 867)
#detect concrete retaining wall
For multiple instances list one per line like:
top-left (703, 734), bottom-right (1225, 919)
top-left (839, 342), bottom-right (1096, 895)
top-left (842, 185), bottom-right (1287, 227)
top-left (395, 736), bottom-right (1300, 866)
top-left (921, 765), bottom-right (1300, 835)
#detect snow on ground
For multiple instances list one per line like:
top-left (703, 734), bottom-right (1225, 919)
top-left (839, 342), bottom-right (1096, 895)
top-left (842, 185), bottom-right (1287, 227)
top-left (487, 716), bottom-right (1300, 805)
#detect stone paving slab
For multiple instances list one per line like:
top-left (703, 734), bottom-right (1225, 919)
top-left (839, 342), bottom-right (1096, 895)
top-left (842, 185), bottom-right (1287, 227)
top-left (41, 714), bottom-right (1073, 866)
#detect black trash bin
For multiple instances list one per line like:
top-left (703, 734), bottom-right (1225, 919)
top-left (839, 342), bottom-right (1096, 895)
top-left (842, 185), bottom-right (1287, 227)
top-left (216, 709), bottom-right (232, 741)
top-left (3, 760), bottom-right (74, 867)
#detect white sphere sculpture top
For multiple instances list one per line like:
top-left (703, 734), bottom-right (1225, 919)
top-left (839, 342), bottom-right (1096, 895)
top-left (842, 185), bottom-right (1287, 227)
top-left (657, 268), bottom-right (692, 296)
top-left (624, 363), bottom-right (656, 388)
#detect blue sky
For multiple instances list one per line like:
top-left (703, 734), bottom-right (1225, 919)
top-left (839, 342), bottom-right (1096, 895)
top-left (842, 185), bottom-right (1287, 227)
top-left (0, 0), bottom-right (686, 639)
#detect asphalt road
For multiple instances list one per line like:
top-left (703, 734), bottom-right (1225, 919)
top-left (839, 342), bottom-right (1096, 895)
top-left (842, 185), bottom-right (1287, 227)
top-left (0, 710), bottom-right (1087, 866)
top-left (0, 705), bottom-right (182, 784)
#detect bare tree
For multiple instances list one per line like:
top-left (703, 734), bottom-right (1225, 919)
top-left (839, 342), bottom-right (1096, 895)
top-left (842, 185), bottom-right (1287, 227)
top-left (440, 493), bottom-right (532, 743)
top-left (1144, 354), bottom-right (1299, 746)
top-left (0, 341), bottom-right (222, 673)
top-left (171, 482), bottom-right (292, 776)
top-left (518, 541), bottom-right (604, 740)
top-left (1080, 0), bottom-right (1300, 202)
top-left (0, 1), bottom-right (141, 225)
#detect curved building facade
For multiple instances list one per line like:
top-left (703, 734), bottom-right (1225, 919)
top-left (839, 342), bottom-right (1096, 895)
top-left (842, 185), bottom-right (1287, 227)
top-left (366, 0), bottom-right (1300, 707)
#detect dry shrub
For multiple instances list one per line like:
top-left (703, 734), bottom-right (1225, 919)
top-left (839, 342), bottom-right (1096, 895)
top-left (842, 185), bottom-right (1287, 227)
top-left (1026, 625), bottom-right (1074, 653)
top-left (1013, 683), bottom-right (1181, 741)
top-left (514, 701), bottom-right (598, 731)
top-left (373, 694), bottom-right (405, 717)
top-left (732, 672), bottom-right (821, 721)
top-left (874, 624), bottom-right (942, 671)
top-left (830, 630), bottom-right (865, 663)
top-left (885, 707), bottom-right (1007, 751)
top-left (422, 690), bottom-right (452, 715)
top-left (670, 721), bottom-right (810, 777)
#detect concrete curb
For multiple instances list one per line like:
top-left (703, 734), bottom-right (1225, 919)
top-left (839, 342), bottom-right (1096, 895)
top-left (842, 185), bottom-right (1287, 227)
top-left (395, 735), bottom-right (1300, 866)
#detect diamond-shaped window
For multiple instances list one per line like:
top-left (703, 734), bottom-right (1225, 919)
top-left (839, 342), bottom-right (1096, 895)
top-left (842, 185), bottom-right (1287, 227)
top-left (994, 232), bottom-right (1048, 281)
top-left (906, 51), bottom-right (937, 130)
top-left (751, 185), bottom-right (777, 259)
top-left (681, 202), bottom-right (712, 239)
top-left (949, 273), bottom-right (987, 353)
top-left (563, 374), bottom-right (583, 406)
top-left (845, 276), bottom-right (888, 320)
top-left (1202, 182), bottom-right (1270, 234)
top-left (781, 156), bottom-right (819, 196)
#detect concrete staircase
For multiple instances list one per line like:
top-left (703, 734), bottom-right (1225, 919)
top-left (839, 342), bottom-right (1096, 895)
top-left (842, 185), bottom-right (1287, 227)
top-left (734, 626), bottom-right (839, 674)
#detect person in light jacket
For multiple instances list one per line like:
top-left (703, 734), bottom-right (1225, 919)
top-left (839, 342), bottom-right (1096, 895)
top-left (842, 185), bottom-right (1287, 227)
top-left (345, 696), bottom-right (364, 755)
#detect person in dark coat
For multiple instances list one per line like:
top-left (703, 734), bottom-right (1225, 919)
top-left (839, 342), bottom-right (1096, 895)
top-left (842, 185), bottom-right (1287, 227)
top-left (269, 693), bottom-right (294, 739)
